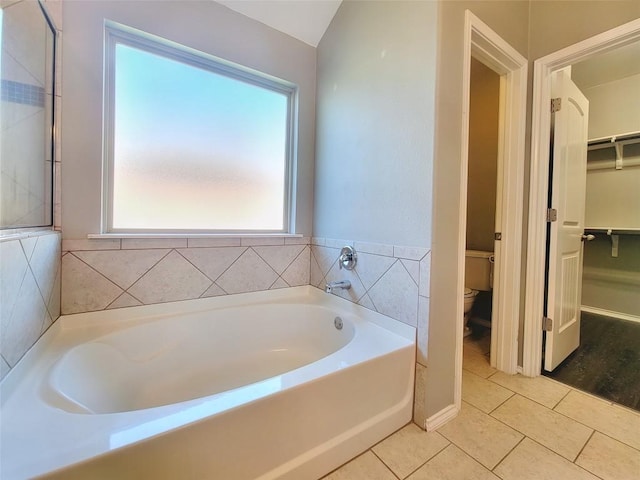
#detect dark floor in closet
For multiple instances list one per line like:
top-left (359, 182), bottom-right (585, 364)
top-left (544, 312), bottom-right (640, 412)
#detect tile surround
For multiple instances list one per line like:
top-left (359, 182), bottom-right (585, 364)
top-left (62, 237), bottom-right (431, 337)
top-left (61, 238), bottom-right (313, 315)
top-left (310, 240), bottom-right (430, 332)
top-left (0, 232), bottom-right (61, 379)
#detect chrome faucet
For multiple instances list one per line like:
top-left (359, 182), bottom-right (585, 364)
top-left (325, 280), bottom-right (351, 294)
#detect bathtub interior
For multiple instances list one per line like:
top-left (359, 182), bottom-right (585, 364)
top-left (43, 303), bottom-right (356, 414)
top-left (0, 286), bottom-right (416, 480)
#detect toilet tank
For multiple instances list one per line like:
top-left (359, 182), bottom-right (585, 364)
top-left (465, 250), bottom-right (494, 291)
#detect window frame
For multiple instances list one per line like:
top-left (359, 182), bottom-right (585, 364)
top-left (102, 21), bottom-right (298, 235)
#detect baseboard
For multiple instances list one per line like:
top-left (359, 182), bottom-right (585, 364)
top-left (581, 306), bottom-right (640, 324)
top-left (424, 404), bottom-right (459, 431)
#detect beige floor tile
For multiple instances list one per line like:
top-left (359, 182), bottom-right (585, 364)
top-left (576, 432), bottom-right (640, 480)
top-left (437, 402), bottom-right (523, 469)
top-left (491, 394), bottom-right (593, 461)
top-left (464, 335), bottom-right (491, 355)
top-left (322, 451), bottom-right (397, 480)
top-left (372, 423), bottom-right (449, 479)
top-left (462, 370), bottom-right (513, 413)
top-left (488, 371), bottom-right (570, 408)
top-left (494, 438), bottom-right (599, 480)
top-left (406, 444), bottom-right (500, 480)
top-left (554, 390), bottom-right (640, 450)
top-left (463, 349), bottom-right (496, 379)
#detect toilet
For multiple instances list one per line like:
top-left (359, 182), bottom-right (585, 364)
top-left (464, 250), bottom-right (494, 335)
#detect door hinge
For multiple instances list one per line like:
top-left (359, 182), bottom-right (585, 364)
top-left (547, 208), bottom-right (558, 222)
top-left (551, 98), bottom-right (562, 113)
top-left (543, 316), bottom-right (553, 331)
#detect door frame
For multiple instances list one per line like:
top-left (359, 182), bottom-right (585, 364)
top-left (522, 18), bottom-right (640, 377)
top-left (456, 10), bottom-right (527, 403)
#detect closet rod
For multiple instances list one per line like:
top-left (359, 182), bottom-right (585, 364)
top-left (588, 131), bottom-right (640, 147)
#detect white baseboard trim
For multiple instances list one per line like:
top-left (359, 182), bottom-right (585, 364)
top-left (581, 306), bottom-right (640, 324)
top-left (425, 404), bottom-right (459, 431)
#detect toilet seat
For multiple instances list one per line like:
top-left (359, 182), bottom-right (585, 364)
top-left (464, 288), bottom-right (478, 298)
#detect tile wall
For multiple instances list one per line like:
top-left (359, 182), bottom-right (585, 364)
top-left (310, 237), bottom-right (430, 426)
top-left (61, 237), bottom-right (311, 314)
top-left (0, 231), bottom-right (61, 380)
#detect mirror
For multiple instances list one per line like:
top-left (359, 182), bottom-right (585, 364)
top-left (0, 0), bottom-right (56, 229)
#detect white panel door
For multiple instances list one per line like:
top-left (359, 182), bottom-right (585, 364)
top-left (544, 69), bottom-right (589, 372)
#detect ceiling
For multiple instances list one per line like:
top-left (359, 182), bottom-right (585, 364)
top-left (215, 1), bottom-right (638, 85)
top-left (572, 40), bottom-right (640, 89)
top-left (216, 0), bottom-right (342, 47)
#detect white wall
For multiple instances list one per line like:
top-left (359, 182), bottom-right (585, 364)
top-left (314, 0), bottom-right (437, 426)
top-left (61, 0), bottom-right (317, 239)
top-left (314, 0), bottom-right (437, 248)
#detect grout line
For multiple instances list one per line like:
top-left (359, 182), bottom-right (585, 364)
top-left (548, 402), bottom-right (640, 454)
top-left (398, 258), bottom-right (419, 288)
top-left (204, 246), bottom-right (248, 284)
top-left (552, 386), bottom-right (573, 410)
top-left (572, 429), bottom-right (596, 463)
top-left (524, 437), bottom-right (607, 480)
top-left (67, 251), bottom-right (124, 297)
top-left (487, 390), bottom-right (516, 415)
top-left (174, 248), bottom-right (217, 285)
top-left (361, 257), bottom-right (399, 296)
top-left (369, 449), bottom-right (402, 480)
top-left (125, 248), bottom-right (173, 294)
top-left (491, 435), bottom-right (525, 472)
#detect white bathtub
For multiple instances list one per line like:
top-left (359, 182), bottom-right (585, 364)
top-left (0, 286), bottom-right (415, 479)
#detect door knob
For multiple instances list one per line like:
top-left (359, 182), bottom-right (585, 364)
top-left (581, 234), bottom-right (595, 242)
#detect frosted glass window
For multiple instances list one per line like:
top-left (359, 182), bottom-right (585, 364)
top-left (104, 24), bottom-right (295, 233)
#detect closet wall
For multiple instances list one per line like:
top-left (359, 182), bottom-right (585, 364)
top-left (581, 73), bottom-right (640, 320)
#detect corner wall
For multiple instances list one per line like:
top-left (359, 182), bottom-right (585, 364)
top-left (313, 0), bottom-right (438, 426)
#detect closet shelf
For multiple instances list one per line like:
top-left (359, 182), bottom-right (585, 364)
top-left (585, 227), bottom-right (640, 235)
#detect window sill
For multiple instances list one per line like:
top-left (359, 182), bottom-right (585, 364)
top-left (88, 233), bottom-right (304, 239)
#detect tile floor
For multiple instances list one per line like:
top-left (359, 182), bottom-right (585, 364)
top-left (322, 334), bottom-right (640, 480)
